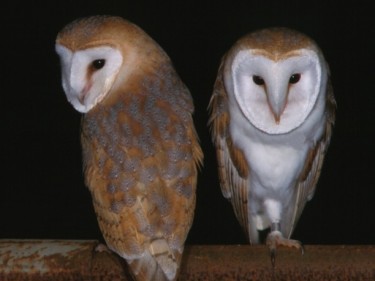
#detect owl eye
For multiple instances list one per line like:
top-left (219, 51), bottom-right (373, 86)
top-left (253, 75), bottom-right (265, 86)
top-left (92, 59), bottom-right (106, 70)
top-left (289, 73), bottom-right (301, 84)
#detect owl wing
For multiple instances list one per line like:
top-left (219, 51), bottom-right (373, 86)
top-left (81, 68), bottom-right (202, 281)
top-left (208, 58), bottom-right (252, 241)
top-left (286, 79), bottom-right (336, 237)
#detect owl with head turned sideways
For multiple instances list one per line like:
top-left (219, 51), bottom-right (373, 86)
top-left (55, 15), bottom-right (203, 281)
top-left (209, 27), bottom-right (336, 265)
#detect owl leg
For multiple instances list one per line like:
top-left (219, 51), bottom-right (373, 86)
top-left (266, 222), bottom-right (304, 267)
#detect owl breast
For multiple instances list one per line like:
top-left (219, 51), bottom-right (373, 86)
top-left (229, 98), bottom-right (325, 196)
top-left (247, 142), bottom-right (306, 192)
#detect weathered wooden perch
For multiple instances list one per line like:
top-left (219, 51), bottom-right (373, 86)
top-left (0, 240), bottom-right (374, 280)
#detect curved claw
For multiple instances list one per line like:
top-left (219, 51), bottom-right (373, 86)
top-left (270, 248), bottom-right (276, 268)
top-left (300, 243), bottom-right (305, 256)
top-left (266, 230), bottom-right (304, 268)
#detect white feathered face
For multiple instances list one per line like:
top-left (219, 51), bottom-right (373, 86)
top-left (55, 45), bottom-right (123, 113)
top-left (230, 49), bottom-right (323, 134)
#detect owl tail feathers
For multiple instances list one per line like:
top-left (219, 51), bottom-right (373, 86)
top-left (128, 239), bottom-right (180, 281)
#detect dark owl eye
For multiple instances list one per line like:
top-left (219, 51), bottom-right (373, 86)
top-left (92, 59), bottom-right (106, 70)
top-left (253, 75), bottom-right (265, 86)
top-left (289, 73), bottom-right (301, 84)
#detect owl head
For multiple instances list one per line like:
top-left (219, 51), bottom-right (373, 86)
top-left (55, 16), bottom-right (167, 113)
top-left (222, 28), bottom-right (329, 134)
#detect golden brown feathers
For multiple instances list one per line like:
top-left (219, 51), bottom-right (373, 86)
top-left (57, 15), bottom-right (202, 281)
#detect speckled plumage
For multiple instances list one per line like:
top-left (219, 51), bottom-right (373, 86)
top-left (56, 16), bottom-right (202, 281)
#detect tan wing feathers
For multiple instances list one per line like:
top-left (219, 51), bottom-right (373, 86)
top-left (288, 79), bottom-right (336, 237)
top-left (208, 58), bottom-right (251, 240)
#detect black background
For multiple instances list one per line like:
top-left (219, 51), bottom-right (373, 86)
top-left (2, 1), bottom-right (374, 245)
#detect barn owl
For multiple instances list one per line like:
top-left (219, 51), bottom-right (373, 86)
top-left (209, 28), bottom-right (336, 264)
top-left (55, 16), bottom-right (203, 281)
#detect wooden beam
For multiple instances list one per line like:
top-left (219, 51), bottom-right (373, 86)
top-left (1, 240), bottom-right (374, 280)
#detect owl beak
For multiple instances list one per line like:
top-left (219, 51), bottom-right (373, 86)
top-left (266, 86), bottom-right (288, 125)
top-left (78, 93), bottom-right (86, 104)
top-left (273, 112), bottom-right (281, 125)
top-left (78, 82), bottom-right (92, 104)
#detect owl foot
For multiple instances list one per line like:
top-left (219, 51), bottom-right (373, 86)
top-left (94, 243), bottom-right (111, 253)
top-left (266, 230), bottom-right (304, 268)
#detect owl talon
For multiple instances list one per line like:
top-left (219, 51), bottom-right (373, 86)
top-left (266, 230), bottom-right (303, 267)
top-left (300, 243), bottom-right (305, 255)
top-left (270, 248), bottom-right (276, 268)
top-left (95, 243), bottom-right (111, 253)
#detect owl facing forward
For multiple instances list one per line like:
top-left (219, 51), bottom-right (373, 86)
top-left (209, 28), bottom-right (335, 263)
top-left (55, 16), bottom-right (203, 281)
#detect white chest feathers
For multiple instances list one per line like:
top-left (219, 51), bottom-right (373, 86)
top-left (244, 140), bottom-right (306, 191)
